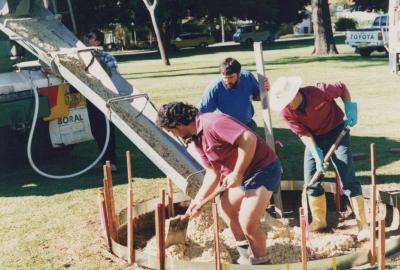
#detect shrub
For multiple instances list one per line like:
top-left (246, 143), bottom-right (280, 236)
top-left (335, 18), bottom-right (357, 31)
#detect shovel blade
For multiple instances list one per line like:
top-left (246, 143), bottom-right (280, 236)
top-left (164, 215), bottom-right (189, 248)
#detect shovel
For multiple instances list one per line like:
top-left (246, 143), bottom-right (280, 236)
top-left (301, 126), bottom-right (350, 228)
top-left (164, 181), bottom-right (227, 247)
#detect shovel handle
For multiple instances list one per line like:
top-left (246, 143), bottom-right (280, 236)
top-left (196, 184), bottom-right (227, 211)
top-left (179, 186), bottom-right (225, 221)
top-left (323, 127), bottom-right (350, 163)
top-left (307, 127), bottom-right (350, 187)
top-left (181, 180), bottom-right (228, 221)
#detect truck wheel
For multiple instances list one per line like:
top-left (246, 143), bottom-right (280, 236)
top-left (31, 120), bottom-right (74, 161)
top-left (0, 121), bottom-right (74, 171)
top-left (0, 126), bottom-right (29, 171)
top-left (0, 126), bottom-right (14, 166)
top-left (265, 34), bottom-right (277, 44)
top-left (359, 48), bottom-right (372, 57)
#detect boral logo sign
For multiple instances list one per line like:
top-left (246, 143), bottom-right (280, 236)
top-left (58, 113), bottom-right (84, 125)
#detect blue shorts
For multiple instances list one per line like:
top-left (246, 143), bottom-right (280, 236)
top-left (240, 159), bottom-right (282, 193)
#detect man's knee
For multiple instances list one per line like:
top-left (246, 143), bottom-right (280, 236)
top-left (219, 197), bottom-right (238, 221)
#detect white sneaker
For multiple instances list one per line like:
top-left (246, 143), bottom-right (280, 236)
top-left (249, 254), bottom-right (270, 265)
top-left (235, 240), bottom-right (251, 265)
top-left (237, 255), bottom-right (251, 265)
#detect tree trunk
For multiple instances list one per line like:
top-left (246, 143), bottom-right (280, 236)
top-left (163, 18), bottom-right (177, 52)
top-left (142, 0), bottom-right (170, 65)
top-left (311, 0), bottom-right (338, 55)
top-left (220, 15), bottom-right (225, 43)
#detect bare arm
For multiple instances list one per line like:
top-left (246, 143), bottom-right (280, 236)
top-left (299, 133), bottom-right (316, 148)
top-left (193, 168), bottom-right (221, 203)
top-left (341, 83), bottom-right (358, 127)
top-left (253, 78), bottom-right (270, 101)
top-left (300, 133), bottom-right (325, 172)
top-left (186, 168), bottom-right (220, 218)
top-left (226, 130), bottom-right (257, 188)
top-left (340, 84), bottom-right (351, 102)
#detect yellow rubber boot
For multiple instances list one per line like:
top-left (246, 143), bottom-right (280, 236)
top-left (350, 195), bottom-right (370, 241)
top-left (308, 194), bottom-right (327, 231)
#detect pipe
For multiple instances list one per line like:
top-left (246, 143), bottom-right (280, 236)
top-left (27, 78), bottom-right (110, 179)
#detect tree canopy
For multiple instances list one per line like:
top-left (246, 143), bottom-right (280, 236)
top-left (67, 0), bottom-right (140, 34)
top-left (70, 0), bottom-right (308, 35)
top-left (352, 0), bottom-right (389, 12)
top-left (189, 0), bottom-right (308, 25)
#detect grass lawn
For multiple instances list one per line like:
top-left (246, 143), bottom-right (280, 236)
top-left (1, 38), bottom-right (399, 269)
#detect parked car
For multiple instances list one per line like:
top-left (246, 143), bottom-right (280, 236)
top-left (233, 24), bottom-right (278, 45)
top-left (170, 32), bottom-right (215, 50)
top-left (345, 14), bottom-right (388, 57)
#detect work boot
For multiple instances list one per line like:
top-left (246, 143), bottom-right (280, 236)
top-left (350, 195), bottom-right (370, 241)
top-left (308, 194), bottom-right (327, 231)
top-left (235, 240), bottom-right (251, 265)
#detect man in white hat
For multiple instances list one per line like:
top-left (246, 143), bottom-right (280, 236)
top-left (269, 77), bottom-right (369, 241)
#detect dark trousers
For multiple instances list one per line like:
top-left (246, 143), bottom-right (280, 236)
top-left (87, 101), bottom-right (116, 164)
top-left (304, 124), bottom-right (361, 197)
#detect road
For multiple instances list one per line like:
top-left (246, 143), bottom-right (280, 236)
top-left (110, 33), bottom-right (345, 56)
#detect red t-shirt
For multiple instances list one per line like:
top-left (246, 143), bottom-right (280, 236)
top-left (282, 82), bottom-right (346, 137)
top-left (193, 113), bottom-right (277, 177)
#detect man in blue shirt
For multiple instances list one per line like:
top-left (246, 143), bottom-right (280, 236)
top-left (199, 57), bottom-right (269, 131)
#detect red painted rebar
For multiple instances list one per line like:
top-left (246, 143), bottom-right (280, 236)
top-left (126, 151), bottom-right (135, 264)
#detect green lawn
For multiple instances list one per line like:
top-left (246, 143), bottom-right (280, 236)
top-left (1, 38), bottom-right (399, 269)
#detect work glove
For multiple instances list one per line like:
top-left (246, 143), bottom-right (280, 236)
top-left (344, 101), bottom-right (358, 127)
top-left (309, 144), bottom-right (326, 174)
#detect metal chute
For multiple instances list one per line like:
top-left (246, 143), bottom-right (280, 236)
top-left (0, 3), bottom-right (204, 193)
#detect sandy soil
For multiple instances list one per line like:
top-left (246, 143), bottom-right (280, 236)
top-left (136, 202), bottom-right (379, 265)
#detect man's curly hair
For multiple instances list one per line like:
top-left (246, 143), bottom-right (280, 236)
top-left (157, 102), bottom-right (198, 128)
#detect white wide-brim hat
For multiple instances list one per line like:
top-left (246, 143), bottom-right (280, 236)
top-left (269, 76), bottom-right (302, 111)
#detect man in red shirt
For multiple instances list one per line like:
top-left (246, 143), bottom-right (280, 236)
top-left (157, 102), bottom-right (281, 265)
top-left (269, 77), bottom-right (369, 241)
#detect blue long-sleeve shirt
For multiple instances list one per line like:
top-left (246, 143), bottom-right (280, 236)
top-left (198, 70), bottom-right (260, 125)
